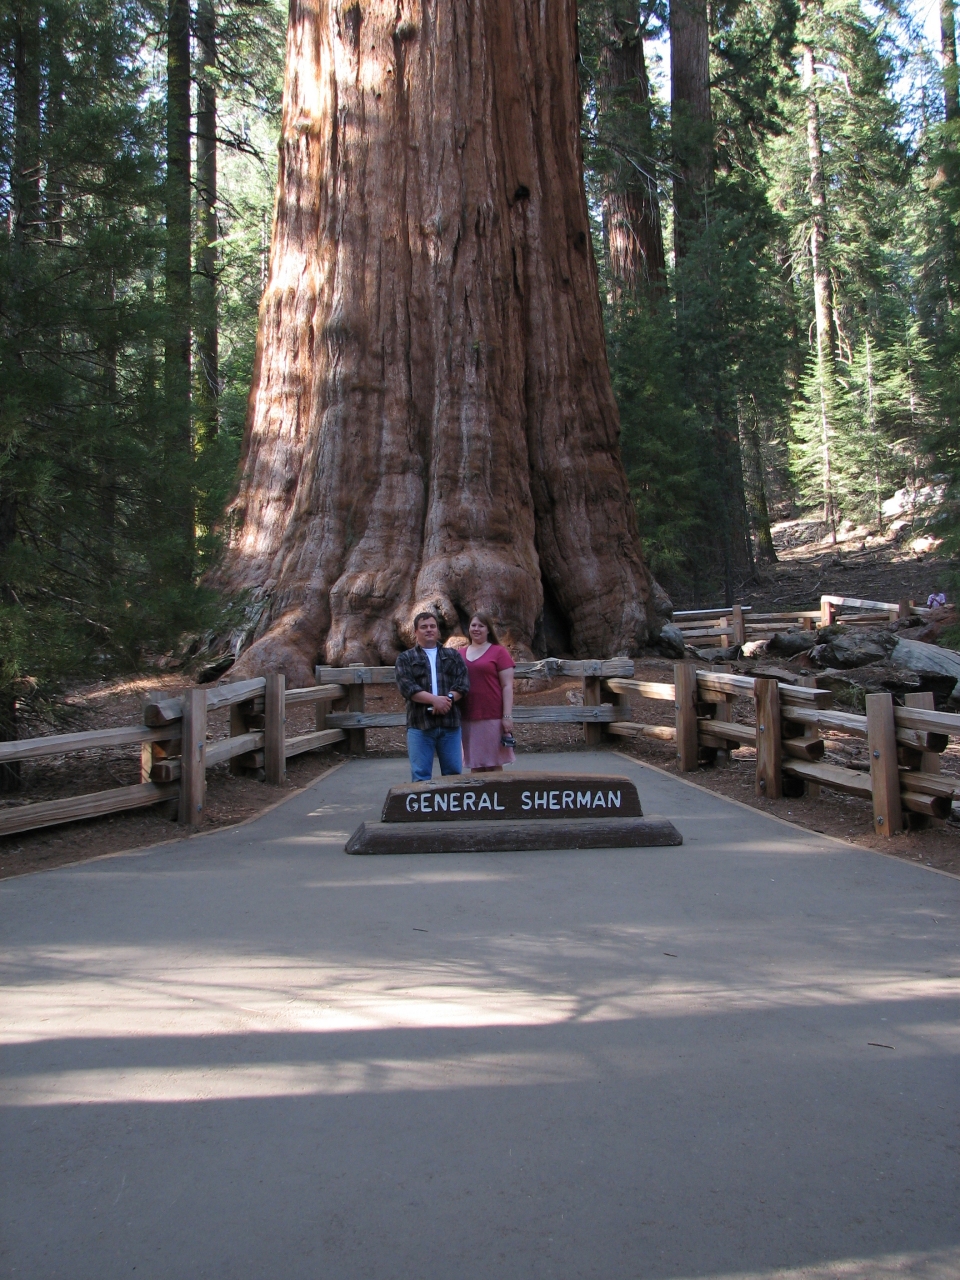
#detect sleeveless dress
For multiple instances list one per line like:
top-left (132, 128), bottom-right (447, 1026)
top-left (461, 644), bottom-right (516, 768)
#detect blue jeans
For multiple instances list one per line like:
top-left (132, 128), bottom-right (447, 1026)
top-left (407, 727), bottom-right (463, 782)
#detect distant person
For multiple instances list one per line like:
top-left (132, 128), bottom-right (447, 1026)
top-left (927, 591), bottom-right (948, 609)
top-left (395, 612), bottom-right (470, 782)
top-left (461, 613), bottom-right (515, 772)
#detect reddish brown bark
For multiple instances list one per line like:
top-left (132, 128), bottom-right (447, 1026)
top-left (220, 0), bottom-right (669, 684)
top-left (670, 0), bottom-right (712, 258)
top-left (599, 16), bottom-right (665, 296)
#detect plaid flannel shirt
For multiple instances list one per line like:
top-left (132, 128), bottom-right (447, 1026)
top-left (395, 644), bottom-right (470, 730)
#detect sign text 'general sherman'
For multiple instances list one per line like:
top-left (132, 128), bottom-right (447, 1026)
top-left (381, 773), bottom-right (643, 823)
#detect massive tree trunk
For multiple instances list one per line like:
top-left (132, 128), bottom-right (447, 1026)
top-left (599, 12), bottom-right (665, 296)
top-left (220, 0), bottom-right (668, 683)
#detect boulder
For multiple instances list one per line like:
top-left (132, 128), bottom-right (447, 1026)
top-left (740, 639), bottom-right (770, 659)
top-left (767, 629), bottom-right (818, 657)
top-left (656, 623), bottom-right (688, 659)
top-left (890, 637), bottom-right (960, 700)
top-left (810, 629), bottom-right (897, 669)
top-left (815, 663), bottom-right (922, 697)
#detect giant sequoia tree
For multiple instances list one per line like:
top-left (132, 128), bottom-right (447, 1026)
top-left (220, 0), bottom-right (668, 684)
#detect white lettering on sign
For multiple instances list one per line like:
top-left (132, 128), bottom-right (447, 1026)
top-left (398, 783), bottom-right (628, 818)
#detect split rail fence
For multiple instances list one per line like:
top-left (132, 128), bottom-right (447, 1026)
top-left (673, 593), bottom-right (936, 649)
top-left (2, 647), bottom-right (957, 841)
top-left (0, 658), bottom-right (632, 838)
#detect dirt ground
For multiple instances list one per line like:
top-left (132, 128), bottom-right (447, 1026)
top-left (3, 533), bottom-right (959, 882)
top-left (671, 516), bottom-right (956, 613)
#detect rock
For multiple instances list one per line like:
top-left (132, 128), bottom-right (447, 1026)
top-left (767, 629), bottom-right (818, 657)
top-left (740, 639), bottom-right (770, 658)
top-left (692, 645), bottom-right (741, 663)
top-left (816, 663), bottom-right (922, 697)
top-left (656, 623), bottom-right (687, 659)
top-left (890, 637), bottom-right (960, 700)
top-left (810, 629), bottom-right (897, 669)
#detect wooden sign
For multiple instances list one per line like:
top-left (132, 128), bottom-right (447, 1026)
top-left (347, 815), bottom-right (681, 855)
top-left (381, 772), bottom-right (642, 823)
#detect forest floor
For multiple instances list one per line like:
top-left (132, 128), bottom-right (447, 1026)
top-left (2, 526), bottom-right (958, 882)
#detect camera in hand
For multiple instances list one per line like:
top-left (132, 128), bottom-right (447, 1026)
top-left (500, 732), bottom-right (516, 749)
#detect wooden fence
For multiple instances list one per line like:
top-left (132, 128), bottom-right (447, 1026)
top-left (2, 645), bottom-right (956, 841)
top-left (0, 658), bottom-right (634, 838)
top-left (673, 593), bottom-right (935, 648)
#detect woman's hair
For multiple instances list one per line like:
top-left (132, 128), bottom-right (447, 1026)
top-left (469, 612), bottom-right (500, 645)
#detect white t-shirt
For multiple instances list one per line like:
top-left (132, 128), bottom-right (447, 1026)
top-left (424, 645), bottom-right (439, 695)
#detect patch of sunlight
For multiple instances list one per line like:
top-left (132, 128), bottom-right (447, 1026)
top-left (1, 942), bottom-right (958, 1048)
top-left (3, 1049), bottom-right (589, 1106)
top-left (301, 870), bottom-right (521, 887)
top-left (675, 1247), bottom-right (960, 1280)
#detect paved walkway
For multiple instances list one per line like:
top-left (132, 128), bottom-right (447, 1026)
top-left (1, 752), bottom-right (958, 1280)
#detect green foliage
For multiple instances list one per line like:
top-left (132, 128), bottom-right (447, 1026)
top-left (0, 0), bottom-right (283, 729)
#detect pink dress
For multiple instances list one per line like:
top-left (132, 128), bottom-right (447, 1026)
top-left (461, 644), bottom-right (516, 768)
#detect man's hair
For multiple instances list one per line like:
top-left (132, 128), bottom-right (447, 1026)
top-left (413, 611), bottom-right (440, 632)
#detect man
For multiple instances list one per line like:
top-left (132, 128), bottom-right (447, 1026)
top-left (395, 612), bottom-right (470, 782)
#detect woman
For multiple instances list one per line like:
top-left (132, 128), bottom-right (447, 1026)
top-left (461, 613), bottom-right (515, 771)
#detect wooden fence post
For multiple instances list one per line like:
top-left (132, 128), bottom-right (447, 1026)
top-left (899, 597), bottom-right (914, 623)
top-left (903, 691), bottom-right (941, 829)
top-left (348, 664), bottom-right (366, 755)
top-left (754, 678), bottom-right (782, 799)
top-left (178, 687), bottom-right (207, 826)
top-left (583, 666), bottom-right (602, 747)
top-left (820, 597), bottom-right (835, 627)
top-left (674, 663), bottom-right (699, 772)
top-left (731, 604), bottom-right (746, 648)
top-left (866, 691), bottom-right (903, 836)
top-left (798, 676), bottom-right (821, 797)
top-left (264, 673), bottom-right (286, 785)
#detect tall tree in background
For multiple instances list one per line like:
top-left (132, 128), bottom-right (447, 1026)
top-left (800, 0), bottom-right (839, 539)
top-left (597, 4), bottom-right (665, 295)
top-left (195, 0), bottom-right (219, 438)
top-left (220, 0), bottom-right (668, 681)
top-left (671, 0), bottom-right (712, 257)
top-left (165, 0), bottom-right (193, 566)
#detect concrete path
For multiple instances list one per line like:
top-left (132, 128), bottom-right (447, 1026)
top-left (1, 752), bottom-right (958, 1280)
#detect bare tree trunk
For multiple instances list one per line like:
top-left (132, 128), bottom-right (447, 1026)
top-left (942, 0), bottom-right (959, 121)
top-left (166, 0), bottom-right (193, 562)
top-left (196, 0), bottom-right (220, 436)
top-left (220, 0), bottom-right (668, 681)
top-left (741, 400), bottom-right (778, 565)
top-left (670, 0), bottom-right (712, 260)
top-left (599, 13), bottom-right (665, 296)
top-left (801, 19), bottom-right (838, 541)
